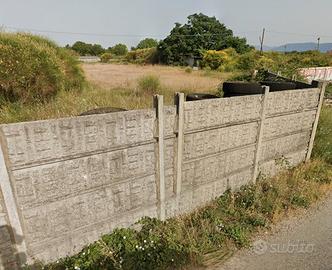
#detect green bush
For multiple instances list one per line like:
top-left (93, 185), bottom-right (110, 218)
top-left (202, 48), bottom-right (238, 70)
top-left (137, 75), bottom-right (160, 95)
top-left (126, 48), bottom-right (159, 64)
top-left (100, 52), bottom-right (112, 63)
top-left (136, 38), bottom-right (158, 49)
top-left (185, 67), bottom-right (192, 73)
top-left (0, 32), bottom-right (84, 102)
top-left (109, 43), bottom-right (128, 56)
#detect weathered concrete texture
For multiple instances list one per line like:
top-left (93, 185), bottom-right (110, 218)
top-left (0, 88), bottom-right (322, 266)
top-left (0, 190), bottom-right (19, 270)
top-left (184, 95), bottom-right (262, 131)
top-left (2, 109), bottom-right (156, 169)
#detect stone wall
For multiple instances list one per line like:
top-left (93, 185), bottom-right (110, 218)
top-left (0, 87), bottom-right (324, 268)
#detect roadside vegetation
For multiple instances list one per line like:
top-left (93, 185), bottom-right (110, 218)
top-left (0, 32), bottom-right (84, 103)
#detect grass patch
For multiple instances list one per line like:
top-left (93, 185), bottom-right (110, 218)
top-left (326, 84), bottom-right (332, 97)
top-left (0, 83), bottom-right (180, 124)
top-left (137, 75), bottom-right (161, 95)
top-left (312, 106), bottom-right (332, 164)
top-left (26, 159), bottom-right (332, 270)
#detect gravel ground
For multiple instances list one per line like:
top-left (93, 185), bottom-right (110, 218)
top-left (208, 192), bottom-right (332, 270)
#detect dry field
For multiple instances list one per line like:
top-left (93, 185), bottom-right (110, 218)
top-left (0, 63), bottom-right (234, 124)
top-left (82, 63), bottom-right (230, 93)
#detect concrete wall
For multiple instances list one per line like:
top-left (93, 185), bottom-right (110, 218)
top-left (299, 67), bottom-right (332, 82)
top-left (0, 87), bottom-right (323, 268)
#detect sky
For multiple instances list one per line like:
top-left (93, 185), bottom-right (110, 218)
top-left (1, 0), bottom-right (332, 48)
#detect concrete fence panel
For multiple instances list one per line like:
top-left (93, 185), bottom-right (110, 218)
top-left (0, 85), bottom-right (325, 268)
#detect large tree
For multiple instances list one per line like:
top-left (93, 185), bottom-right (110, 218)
top-left (136, 38), bottom-right (159, 49)
top-left (158, 13), bottom-right (251, 64)
top-left (108, 43), bottom-right (128, 56)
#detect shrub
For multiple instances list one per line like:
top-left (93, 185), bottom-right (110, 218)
top-left (109, 43), bottom-right (128, 56)
top-left (137, 75), bottom-right (160, 95)
top-left (100, 52), bottom-right (112, 63)
top-left (185, 67), bottom-right (192, 73)
top-left (202, 48), bottom-right (238, 71)
top-left (0, 32), bottom-right (84, 102)
top-left (126, 48), bottom-right (159, 64)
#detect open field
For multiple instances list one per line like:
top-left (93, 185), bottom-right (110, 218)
top-left (0, 64), bottom-right (235, 124)
top-left (82, 63), bottom-right (230, 92)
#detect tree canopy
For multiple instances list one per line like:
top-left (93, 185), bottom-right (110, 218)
top-left (71, 41), bottom-right (105, 56)
top-left (158, 13), bottom-right (252, 65)
top-left (136, 38), bottom-right (159, 49)
top-left (108, 43), bottom-right (128, 56)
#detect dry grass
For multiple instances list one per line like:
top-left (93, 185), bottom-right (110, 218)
top-left (0, 64), bottom-right (236, 124)
top-left (82, 63), bottom-right (233, 93)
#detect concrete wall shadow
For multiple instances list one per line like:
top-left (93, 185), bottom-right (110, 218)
top-left (0, 225), bottom-right (26, 270)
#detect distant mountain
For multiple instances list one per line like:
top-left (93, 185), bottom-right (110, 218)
top-left (255, 42), bottom-right (332, 53)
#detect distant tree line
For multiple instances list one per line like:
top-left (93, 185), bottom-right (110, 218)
top-left (66, 13), bottom-right (253, 65)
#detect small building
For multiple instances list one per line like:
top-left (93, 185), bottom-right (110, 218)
top-left (79, 56), bottom-right (101, 63)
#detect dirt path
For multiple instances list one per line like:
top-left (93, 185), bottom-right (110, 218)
top-left (208, 193), bottom-right (332, 270)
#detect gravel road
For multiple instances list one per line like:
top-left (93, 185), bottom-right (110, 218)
top-left (209, 192), bottom-right (332, 270)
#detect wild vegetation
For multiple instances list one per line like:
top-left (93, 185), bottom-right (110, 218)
top-left (0, 63), bottom-right (234, 124)
top-left (135, 38), bottom-right (159, 50)
top-left (0, 32), bottom-right (84, 103)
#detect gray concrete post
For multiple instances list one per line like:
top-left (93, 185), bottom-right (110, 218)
top-left (253, 86), bottom-right (270, 182)
top-left (0, 132), bottom-right (28, 266)
top-left (153, 95), bottom-right (166, 220)
top-left (306, 82), bottom-right (327, 162)
top-left (174, 93), bottom-right (185, 196)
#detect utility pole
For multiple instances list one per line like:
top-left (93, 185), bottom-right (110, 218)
top-left (259, 28), bottom-right (265, 55)
top-left (317, 37), bottom-right (321, 52)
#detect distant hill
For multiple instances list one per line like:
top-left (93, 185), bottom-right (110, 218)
top-left (255, 43), bottom-right (332, 53)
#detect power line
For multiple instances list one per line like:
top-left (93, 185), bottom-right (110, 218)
top-left (3, 25), bottom-right (259, 39)
top-left (4, 26), bottom-right (162, 38)
top-left (3, 25), bottom-right (332, 45)
top-left (267, 29), bottom-right (332, 39)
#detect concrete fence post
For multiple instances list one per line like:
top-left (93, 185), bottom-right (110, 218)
top-left (306, 82), bottom-right (327, 162)
top-left (0, 132), bottom-right (28, 266)
top-left (174, 93), bottom-right (185, 196)
top-left (253, 86), bottom-right (270, 182)
top-left (153, 95), bottom-right (166, 220)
